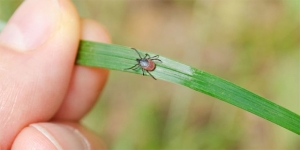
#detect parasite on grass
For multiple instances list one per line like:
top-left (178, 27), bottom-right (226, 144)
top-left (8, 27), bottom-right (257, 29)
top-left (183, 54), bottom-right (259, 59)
top-left (125, 48), bottom-right (162, 80)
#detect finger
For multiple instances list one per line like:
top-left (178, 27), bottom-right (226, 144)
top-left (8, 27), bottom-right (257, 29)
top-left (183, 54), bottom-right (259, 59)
top-left (0, 0), bottom-right (80, 149)
top-left (53, 19), bottom-right (111, 121)
top-left (11, 122), bottom-right (106, 150)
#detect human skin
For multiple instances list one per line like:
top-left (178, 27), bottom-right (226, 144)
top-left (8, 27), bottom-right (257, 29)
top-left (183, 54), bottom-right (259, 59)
top-left (0, 0), bottom-right (109, 149)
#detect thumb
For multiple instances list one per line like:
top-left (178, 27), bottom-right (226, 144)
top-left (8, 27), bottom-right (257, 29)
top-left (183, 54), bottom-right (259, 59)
top-left (0, 0), bottom-right (80, 149)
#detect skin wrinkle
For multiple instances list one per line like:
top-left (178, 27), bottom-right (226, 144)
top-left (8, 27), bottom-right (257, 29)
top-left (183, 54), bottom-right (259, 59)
top-left (1, 82), bottom-right (15, 123)
top-left (6, 84), bottom-right (18, 122)
top-left (0, 76), bottom-right (41, 149)
top-left (3, 81), bottom-right (22, 127)
top-left (0, 81), bottom-right (19, 144)
top-left (0, 70), bottom-right (39, 126)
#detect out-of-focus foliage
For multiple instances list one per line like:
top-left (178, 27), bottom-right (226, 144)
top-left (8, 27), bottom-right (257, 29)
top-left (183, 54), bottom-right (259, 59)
top-left (1, 0), bottom-right (299, 149)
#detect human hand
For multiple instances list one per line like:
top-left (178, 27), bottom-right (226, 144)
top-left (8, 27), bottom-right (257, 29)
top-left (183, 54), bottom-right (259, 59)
top-left (0, 0), bottom-right (109, 149)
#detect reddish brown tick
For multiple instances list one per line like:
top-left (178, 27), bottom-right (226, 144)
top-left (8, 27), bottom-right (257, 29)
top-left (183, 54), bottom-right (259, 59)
top-left (125, 48), bottom-right (162, 80)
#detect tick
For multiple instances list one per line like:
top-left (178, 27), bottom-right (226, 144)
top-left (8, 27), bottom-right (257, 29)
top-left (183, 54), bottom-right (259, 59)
top-left (125, 48), bottom-right (162, 80)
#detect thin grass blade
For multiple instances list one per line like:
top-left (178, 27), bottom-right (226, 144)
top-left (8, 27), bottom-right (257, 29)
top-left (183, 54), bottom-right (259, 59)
top-left (77, 40), bottom-right (300, 135)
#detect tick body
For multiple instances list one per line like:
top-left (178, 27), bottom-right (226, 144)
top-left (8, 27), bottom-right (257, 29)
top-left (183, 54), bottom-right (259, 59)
top-left (125, 48), bottom-right (162, 80)
top-left (140, 59), bottom-right (155, 71)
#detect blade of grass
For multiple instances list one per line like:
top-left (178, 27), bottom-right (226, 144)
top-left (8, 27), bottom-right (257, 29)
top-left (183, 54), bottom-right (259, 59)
top-left (77, 40), bottom-right (300, 135)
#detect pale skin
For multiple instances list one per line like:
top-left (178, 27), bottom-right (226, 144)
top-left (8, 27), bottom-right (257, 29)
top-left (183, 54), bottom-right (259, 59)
top-left (0, 0), bottom-right (109, 149)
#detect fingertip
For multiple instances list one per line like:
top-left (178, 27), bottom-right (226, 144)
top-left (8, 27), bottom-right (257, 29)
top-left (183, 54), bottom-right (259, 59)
top-left (11, 126), bottom-right (58, 150)
top-left (53, 66), bottom-right (109, 120)
top-left (81, 19), bottom-right (111, 43)
top-left (53, 19), bottom-right (111, 120)
top-left (12, 123), bottom-right (106, 150)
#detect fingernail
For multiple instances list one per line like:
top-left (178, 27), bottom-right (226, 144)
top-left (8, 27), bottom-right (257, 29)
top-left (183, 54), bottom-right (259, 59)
top-left (30, 123), bottom-right (90, 150)
top-left (0, 0), bottom-right (61, 51)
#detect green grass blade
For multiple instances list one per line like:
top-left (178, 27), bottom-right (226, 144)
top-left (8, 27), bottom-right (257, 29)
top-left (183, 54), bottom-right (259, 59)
top-left (77, 40), bottom-right (300, 135)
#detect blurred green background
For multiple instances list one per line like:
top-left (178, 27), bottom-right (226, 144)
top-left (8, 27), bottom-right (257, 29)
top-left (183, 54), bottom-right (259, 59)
top-left (1, 0), bottom-right (299, 149)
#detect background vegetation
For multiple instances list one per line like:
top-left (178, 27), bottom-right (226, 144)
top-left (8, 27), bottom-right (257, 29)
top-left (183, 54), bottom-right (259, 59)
top-left (1, 0), bottom-right (299, 149)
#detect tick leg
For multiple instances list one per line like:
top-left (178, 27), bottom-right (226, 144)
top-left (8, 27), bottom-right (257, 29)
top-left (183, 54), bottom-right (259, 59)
top-left (151, 58), bottom-right (162, 63)
top-left (132, 66), bottom-right (140, 70)
top-left (125, 64), bottom-right (139, 70)
top-left (146, 70), bottom-right (157, 80)
top-left (144, 54), bottom-right (151, 59)
top-left (141, 69), bottom-right (145, 76)
top-left (131, 48), bottom-right (143, 59)
top-left (150, 55), bottom-right (159, 59)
